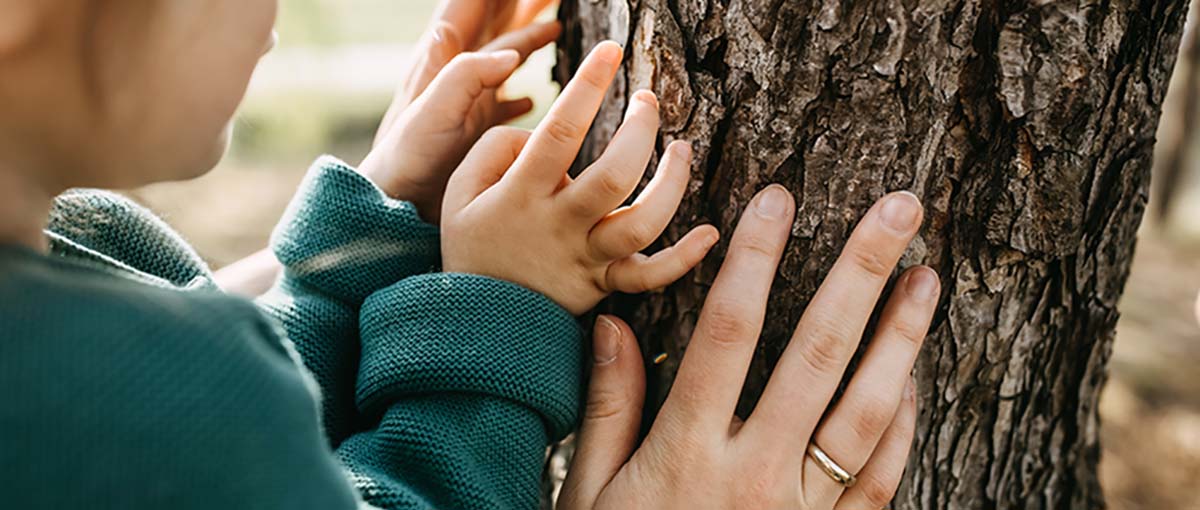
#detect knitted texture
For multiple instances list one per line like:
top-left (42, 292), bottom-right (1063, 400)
top-left (272, 156), bottom-right (440, 304)
top-left (0, 247), bottom-right (360, 510)
top-left (47, 189), bottom-right (213, 288)
top-left (257, 276), bottom-right (362, 445)
top-left (2, 156), bottom-right (586, 509)
top-left (359, 273), bottom-right (583, 440)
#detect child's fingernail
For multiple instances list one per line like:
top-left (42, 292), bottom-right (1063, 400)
top-left (593, 316), bottom-right (622, 365)
top-left (905, 267), bottom-right (940, 302)
top-left (671, 141), bottom-right (692, 159)
top-left (595, 41), bottom-right (623, 63)
top-left (755, 185), bottom-right (791, 219)
top-left (633, 89), bottom-right (658, 108)
top-left (879, 191), bottom-right (921, 233)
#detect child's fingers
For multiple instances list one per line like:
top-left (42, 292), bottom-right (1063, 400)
top-left (506, 41), bottom-right (623, 193)
top-left (414, 50), bottom-right (522, 122)
top-left (604, 226), bottom-right (720, 294)
top-left (494, 98), bottom-right (535, 124)
top-left (444, 126), bottom-right (532, 214)
top-left (588, 141), bottom-right (693, 260)
top-left (479, 20), bottom-right (561, 62)
top-left (561, 90), bottom-right (661, 223)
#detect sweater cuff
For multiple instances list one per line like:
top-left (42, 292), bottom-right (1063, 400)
top-left (357, 273), bottom-right (584, 440)
top-left (271, 156), bottom-right (440, 304)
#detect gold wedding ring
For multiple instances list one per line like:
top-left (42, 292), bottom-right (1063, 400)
top-left (806, 443), bottom-right (857, 488)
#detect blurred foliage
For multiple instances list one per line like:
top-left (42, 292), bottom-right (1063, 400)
top-left (230, 93), bottom-right (387, 164)
top-left (277, 0), bottom-right (440, 46)
top-left (229, 0), bottom-right (556, 167)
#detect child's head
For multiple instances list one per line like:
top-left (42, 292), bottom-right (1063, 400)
top-left (0, 1), bottom-right (277, 191)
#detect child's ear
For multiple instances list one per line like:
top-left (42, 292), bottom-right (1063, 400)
top-left (0, 0), bottom-right (47, 57)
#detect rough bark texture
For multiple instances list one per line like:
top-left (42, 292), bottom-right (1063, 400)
top-left (556, 1), bottom-right (1188, 509)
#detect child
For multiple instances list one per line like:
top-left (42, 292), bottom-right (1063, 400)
top-left (0, 1), bottom-right (715, 509)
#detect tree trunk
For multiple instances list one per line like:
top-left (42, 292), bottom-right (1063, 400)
top-left (556, 1), bottom-right (1188, 509)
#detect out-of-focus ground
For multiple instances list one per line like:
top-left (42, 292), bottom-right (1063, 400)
top-left (126, 2), bottom-right (1200, 508)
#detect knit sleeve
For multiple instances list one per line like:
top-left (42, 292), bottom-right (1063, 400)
top-left (336, 273), bottom-right (584, 510)
top-left (271, 155), bottom-right (441, 303)
top-left (256, 156), bottom-right (441, 446)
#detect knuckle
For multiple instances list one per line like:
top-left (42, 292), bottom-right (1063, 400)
top-left (622, 220), bottom-right (657, 252)
top-left (847, 245), bottom-right (894, 279)
top-left (595, 166), bottom-right (630, 198)
top-left (848, 396), bottom-right (897, 442)
top-left (797, 327), bottom-right (848, 375)
top-left (887, 317), bottom-right (929, 349)
top-left (584, 388), bottom-right (628, 421)
top-left (858, 472), bottom-right (901, 507)
top-left (731, 233), bottom-right (779, 263)
top-left (544, 117), bottom-right (585, 146)
top-left (699, 304), bottom-right (757, 347)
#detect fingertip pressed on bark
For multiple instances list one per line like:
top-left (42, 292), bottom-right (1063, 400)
top-left (550, 1), bottom-right (1190, 509)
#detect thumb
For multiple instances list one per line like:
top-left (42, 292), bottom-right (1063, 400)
top-left (411, 49), bottom-right (521, 123)
top-left (559, 315), bottom-right (645, 510)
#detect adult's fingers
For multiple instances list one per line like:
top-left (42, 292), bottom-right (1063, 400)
top-left (588, 141), bottom-right (693, 261)
top-left (659, 186), bottom-right (794, 434)
top-left (376, 23), bottom-right (461, 146)
top-left (406, 22), bottom-right (463, 105)
top-left (744, 192), bottom-right (923, 445)
top-left (604, 225), bottom-right (719, 294)
top-left (831, 379), bottom-right (917, 510)
top-left (559, 316), bottom-right (646, 510)
top-left (443, 126), bottom-right (531, 215)
top-left (505, 41), bottom-right (623, 193)
top-left (561, 90), bottom-right (661, 223)
top-left (808, 266), bottom-right (937, 475)
top-left (479, 20), bottom-right (561, 62)
top-left (432, 0), bottom-right (489, 49)
top-left (510, 0), bottom-right (556, 30)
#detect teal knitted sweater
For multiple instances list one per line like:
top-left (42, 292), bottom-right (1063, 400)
top-left (0, 157), bottom-right (584, 509)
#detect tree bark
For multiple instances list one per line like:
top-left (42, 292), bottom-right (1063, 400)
top-left (556, 1), bottom-right (1188, 509)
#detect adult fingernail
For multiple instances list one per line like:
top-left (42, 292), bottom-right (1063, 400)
top-left (755, 185), bottom-right (791, 219)
top-left (593, 315), bottom-right (622, 365)
top-left (905, 378), bottom-right (916, 401)
top-left (879, 191), bottom-right (921, 233)
top-left (905, 267), bottom-right (939, 302)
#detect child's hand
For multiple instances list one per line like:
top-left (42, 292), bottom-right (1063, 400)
top-left (358, 17), bottom-right (561, 224)
top-left (440, 42), bottom-right (720, 315)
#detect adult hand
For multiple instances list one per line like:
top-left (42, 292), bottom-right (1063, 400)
top-left (373, 0), bottom-right (555, 141)
top-left (360, 0), bottom-right (557, 222)
top-left (558, 188), bottom-right (938, 509)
